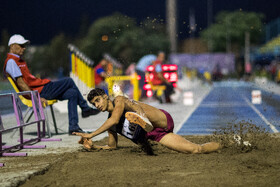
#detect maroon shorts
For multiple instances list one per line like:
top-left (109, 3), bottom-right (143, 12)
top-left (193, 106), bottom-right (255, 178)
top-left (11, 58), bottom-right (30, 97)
top-left (146, 109), bottom-right (174, 142)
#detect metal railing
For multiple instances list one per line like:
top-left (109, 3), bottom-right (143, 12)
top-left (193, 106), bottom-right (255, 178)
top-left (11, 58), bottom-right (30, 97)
top-left (0, 91), bottom-right (61, 167)
top-left (105, 73), bottom-right (139, 101)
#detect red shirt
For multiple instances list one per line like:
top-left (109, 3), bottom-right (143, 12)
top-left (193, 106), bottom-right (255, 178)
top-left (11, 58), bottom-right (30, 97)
top-left (3, 54), bottom-right (51, 93)
top-left (94, 64), bottom-right (105, 86)
top-left (151, 60), bottom-right (163, 85)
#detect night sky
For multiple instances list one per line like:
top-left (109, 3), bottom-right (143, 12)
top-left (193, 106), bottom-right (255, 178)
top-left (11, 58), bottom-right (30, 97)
top-left (1, 0), bottom-right (280, 45)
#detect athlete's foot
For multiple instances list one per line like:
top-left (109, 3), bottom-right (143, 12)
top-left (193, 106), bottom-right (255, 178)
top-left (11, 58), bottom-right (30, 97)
top-left (125, 112), bottom-right (154, 132)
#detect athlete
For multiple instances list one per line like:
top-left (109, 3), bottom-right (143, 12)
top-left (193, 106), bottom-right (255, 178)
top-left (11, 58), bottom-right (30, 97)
top-left (74, 88), bottom-right (221, 155)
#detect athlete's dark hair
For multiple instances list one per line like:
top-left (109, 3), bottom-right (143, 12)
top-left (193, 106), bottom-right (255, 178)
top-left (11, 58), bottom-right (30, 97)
top-left (87, 88), bottom-right (106, 102)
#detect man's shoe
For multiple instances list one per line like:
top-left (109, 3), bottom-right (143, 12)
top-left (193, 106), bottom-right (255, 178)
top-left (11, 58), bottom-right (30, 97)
top-left (69, 128), bottom-right (86, 135)
top-left (82, 108), bottom-right (100, 118)
top-left (125, 112), bottom-right (154, 132)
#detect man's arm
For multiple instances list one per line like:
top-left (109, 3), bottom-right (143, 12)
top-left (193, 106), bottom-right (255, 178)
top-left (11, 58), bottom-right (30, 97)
top-left (99, 71), bottom-right (107, 78)
top-left (74, 96), bottom-right (125, 138)
top-left (5, 59), bottom-right (22, 79)
top-left (16, 76), bottom-right (31, 91)
top-left (6, 59), bottom-right (48, 106)
top-left (16, 77), bottom-right (48, 106)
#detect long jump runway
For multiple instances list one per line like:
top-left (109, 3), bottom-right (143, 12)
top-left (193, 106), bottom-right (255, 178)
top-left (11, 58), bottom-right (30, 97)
top-left (177, 81), bottom-right (280, 135)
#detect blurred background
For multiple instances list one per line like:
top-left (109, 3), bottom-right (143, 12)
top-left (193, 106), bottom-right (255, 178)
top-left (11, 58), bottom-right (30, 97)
top-left (1, 0), bottom-right (280, 88)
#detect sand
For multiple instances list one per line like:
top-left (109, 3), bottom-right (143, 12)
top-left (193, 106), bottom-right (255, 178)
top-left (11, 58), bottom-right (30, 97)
top-left (6, 128), bottom-right (279, 187)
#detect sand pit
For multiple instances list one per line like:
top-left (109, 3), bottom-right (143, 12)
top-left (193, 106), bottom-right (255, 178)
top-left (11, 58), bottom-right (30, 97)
top-left (6, 124), bottom-right (279, 187)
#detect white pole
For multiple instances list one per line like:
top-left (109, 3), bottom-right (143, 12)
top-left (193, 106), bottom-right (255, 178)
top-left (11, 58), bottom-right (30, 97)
top-left (166, 0), bottom-right (177, 53)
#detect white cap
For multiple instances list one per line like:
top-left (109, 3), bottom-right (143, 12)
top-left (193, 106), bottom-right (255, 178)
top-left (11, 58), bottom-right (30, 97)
top-left (8, 34), bottom-right (30, 46)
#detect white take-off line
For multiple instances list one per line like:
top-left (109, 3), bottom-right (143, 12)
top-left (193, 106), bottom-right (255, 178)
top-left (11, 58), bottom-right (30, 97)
top-left (242, 96), bottom-right (279, 133)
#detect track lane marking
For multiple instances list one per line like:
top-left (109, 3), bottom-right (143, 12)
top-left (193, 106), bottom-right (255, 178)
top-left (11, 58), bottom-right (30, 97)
top-left (174, 87), bottom-right (212, 133)
top-left (242, 96), bottom-right (279, 133)
top-left (200, 102), bottom-right (247, 107)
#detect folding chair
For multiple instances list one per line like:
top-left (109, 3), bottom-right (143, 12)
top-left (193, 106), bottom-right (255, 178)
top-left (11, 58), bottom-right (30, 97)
top-left (149, 82), bottom-right (166, 103)
top-left (7, 76), bottom-right (59, 135)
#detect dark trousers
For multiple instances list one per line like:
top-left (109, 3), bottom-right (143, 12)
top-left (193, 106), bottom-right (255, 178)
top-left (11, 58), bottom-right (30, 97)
top-left (163, 83), bottom-right (174, 97)
top-left (136, 69), bottom-right (146, 98)
top-left (40, 77), bottom-right (90, 131)
top-left (162, 83), bottom-right (174, 102)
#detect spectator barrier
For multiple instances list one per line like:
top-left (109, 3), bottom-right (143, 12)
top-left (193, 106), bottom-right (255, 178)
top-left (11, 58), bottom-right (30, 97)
top-left (0, 91), bottom-right (61, 167)
top-left (68, 44), bottom-right (95, 97)
top-left (68, 44), bottom-right (140, 101)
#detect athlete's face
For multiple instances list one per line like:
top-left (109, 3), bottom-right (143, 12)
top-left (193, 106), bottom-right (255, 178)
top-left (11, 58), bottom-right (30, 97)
top-left (90, 95), bottom-right (108, 112)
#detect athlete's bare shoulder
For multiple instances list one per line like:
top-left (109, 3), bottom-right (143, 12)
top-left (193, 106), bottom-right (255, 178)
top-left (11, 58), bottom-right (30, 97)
top-left (113, 96), bottom-right (146, 114)
top-left (113, 95), bottom-right (126, 105)
top-left (124, 97), bottom-right (138, 109)
top-left (113, 96), bottom-right (139, 112)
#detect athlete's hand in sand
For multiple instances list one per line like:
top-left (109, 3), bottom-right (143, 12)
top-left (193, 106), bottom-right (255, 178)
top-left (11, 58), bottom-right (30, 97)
top-left (77, 137), bottom-right (94, 151)
top-left (77, 136), bottom-right (114, 151)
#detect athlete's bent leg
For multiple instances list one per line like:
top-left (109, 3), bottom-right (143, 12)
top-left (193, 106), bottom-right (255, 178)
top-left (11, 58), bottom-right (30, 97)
top-left (159, 133), bottom-right (220, 154)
